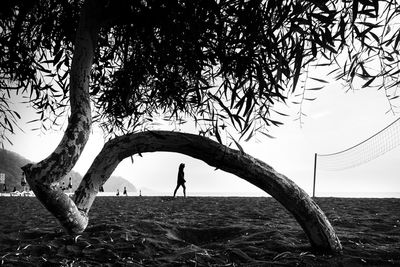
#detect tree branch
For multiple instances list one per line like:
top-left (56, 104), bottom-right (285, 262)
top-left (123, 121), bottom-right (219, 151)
top-left (73, 130), bottom-right (342, 254)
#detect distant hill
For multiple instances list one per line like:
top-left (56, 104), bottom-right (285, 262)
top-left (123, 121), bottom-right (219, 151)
top-left (103, 175), bottom-right (137, 194)
top-left (0, 149), bottom-right (136, 193)
top-left (0, 149), bottom-right (29, 191)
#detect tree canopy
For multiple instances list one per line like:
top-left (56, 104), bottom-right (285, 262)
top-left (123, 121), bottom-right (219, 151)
top-left (5, 0), bottom-right (399, 252)
top-left (1, 0), bottom-right (400, 146)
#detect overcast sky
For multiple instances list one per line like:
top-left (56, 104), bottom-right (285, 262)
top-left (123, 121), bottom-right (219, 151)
top-left (4, 69), bottom-right (400, 197)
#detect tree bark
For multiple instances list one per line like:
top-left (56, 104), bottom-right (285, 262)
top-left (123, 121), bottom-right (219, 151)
top-left (21, 0), bottom-right (100, 233)
top-left (72, 131), bottom-right (342, 254)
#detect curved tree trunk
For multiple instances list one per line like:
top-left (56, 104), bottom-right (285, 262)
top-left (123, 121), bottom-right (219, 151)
top-left (71, 131), bottom-right (342, 254)
top-left (21, 0), bottom-right (100, 233)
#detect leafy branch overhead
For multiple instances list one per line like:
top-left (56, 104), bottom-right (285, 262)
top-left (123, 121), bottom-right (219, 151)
top-left (1, 0), bottom-right (399, 144)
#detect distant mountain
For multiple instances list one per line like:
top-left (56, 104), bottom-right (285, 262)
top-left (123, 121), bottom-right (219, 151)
top-left (103, 175), bottom-right (137, 194)
top-left (0, 149), bottom-right (136, 193)
top-left (0, 149), bottom-right (29, 191)
top-left (0, 149), bottom-right (84, 192)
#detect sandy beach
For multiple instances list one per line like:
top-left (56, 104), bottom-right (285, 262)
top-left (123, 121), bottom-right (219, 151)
top-left (0, 196), bottom-right (399, 266)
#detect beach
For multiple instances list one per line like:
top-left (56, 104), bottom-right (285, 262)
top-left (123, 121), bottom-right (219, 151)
top-left (0, 196), bottom-right (399, 266)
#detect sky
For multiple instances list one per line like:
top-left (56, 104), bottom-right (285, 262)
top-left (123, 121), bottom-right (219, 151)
top-left (4, 71), bottom-right (400, 197)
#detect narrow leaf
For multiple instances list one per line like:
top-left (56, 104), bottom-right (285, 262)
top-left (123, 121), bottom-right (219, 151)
top-left (309, 77), bottom-right (329, 83)
top-left (352, 0), bottom-right (359, 24)
top-left (306, 86), bottom-right (324, 91)
top-left (394, 30), bottom-right (400, 49)
top-left (215, 122), bottom-right (222, 144)
top-left (362, 76), bottom-right (376, 88)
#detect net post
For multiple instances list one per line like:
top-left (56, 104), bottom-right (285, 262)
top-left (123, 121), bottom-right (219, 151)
top-left (313, 153), bottom-right (317, 198)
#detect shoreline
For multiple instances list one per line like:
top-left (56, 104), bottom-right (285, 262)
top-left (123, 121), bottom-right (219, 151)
top-left (1, 193), bottom-right (400, 199)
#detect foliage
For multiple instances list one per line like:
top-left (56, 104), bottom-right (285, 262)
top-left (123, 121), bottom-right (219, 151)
top-left (0, 90), bottom-right (21, 147)
top-left (1, 0), bottom-right (400, 146)
top-left (330, 0), bottom-right (400, 115)
top-left (0, 0), bottom-right (81, 146)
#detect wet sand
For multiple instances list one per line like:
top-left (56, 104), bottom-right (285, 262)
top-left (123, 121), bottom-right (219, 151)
top-left (0, 196), bottom-right (399, 266)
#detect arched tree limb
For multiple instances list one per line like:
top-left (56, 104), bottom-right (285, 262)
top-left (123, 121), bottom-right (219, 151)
top-left (72, 131), bottom-right (342, 254)
top-left (21, 0), bottom-right (101, 233)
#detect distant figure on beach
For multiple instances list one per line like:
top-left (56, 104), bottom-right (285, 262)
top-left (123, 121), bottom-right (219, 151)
top-left (21, 171), bottom-right (26, 187)
top-left (60, 182), bottom-right (66, 191)
top-left (68, 177), bottom-right (72, 190)
top-left (13, 186), bottom-right (17, 192)
top-left (99, 185), bottom-right (104, 192)
top-left (139, 190), bottom-right (142, 197)
top-left (173, 163), bottom-right (186, 197)
top-left (123, 186), bottom-right (128, 196)
top-left (116, 189), bottom-right (120, 196)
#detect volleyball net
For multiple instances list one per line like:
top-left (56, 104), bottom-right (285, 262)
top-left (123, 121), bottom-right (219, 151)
top-left (313, 117), bottom-right (400, 197)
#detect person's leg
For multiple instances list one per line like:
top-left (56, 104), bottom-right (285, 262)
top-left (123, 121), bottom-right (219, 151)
top-left (173, 184), bottom-right (180, 197)
top-left (182, 184), bottom-right (186, 197)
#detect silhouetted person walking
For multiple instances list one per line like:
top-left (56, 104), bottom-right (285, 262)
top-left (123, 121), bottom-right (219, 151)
top-left (123, 186), bottom-right (128, 196)
top-left (61, 182), bottom-right (67, 191)
top-left (68, 177), bottom-right (72, 190)
top-left (173, 163), bottom-right (186, 197)
top-left (21, 171), bottom-right (26, 190)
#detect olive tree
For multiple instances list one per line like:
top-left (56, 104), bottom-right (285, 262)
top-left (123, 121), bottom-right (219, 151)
top-left (1, 0), bottom-right (399, 254)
